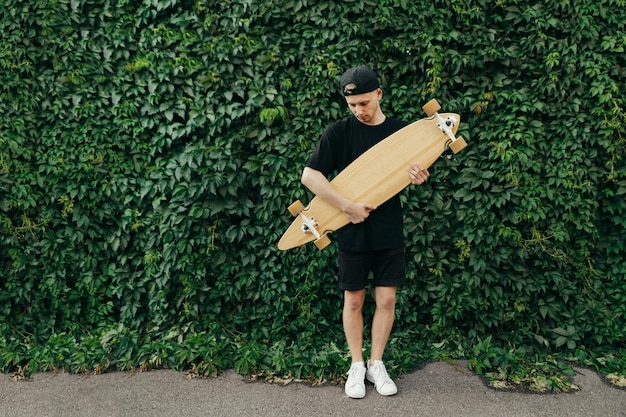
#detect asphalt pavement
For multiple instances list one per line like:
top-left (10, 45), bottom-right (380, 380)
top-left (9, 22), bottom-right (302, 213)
top-left (1, 360), bottom-right (625, 417)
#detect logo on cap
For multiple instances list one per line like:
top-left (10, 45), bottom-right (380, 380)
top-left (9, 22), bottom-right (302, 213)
top-left (343, 83), bottom-right (357, 95)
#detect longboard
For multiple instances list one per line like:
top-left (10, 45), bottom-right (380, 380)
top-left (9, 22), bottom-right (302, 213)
top-left (278, 99), bottom-right (466, 250)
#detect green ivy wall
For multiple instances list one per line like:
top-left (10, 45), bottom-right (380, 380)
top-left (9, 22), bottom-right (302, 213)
top-left (1, 0), bottom-right (625, 386)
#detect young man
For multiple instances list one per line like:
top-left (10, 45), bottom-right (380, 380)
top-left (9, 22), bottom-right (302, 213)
top-left (301, 66), bottom-right (430, 398)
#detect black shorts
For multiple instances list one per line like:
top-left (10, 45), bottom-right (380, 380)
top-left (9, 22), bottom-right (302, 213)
top-left (338, 248), bottom-right (406, 291)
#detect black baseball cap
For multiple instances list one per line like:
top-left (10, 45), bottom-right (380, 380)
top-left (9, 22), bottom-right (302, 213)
top-left (340, 66), bottom-right (380, 96)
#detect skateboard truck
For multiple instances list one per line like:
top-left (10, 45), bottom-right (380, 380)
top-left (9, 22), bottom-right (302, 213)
top-left (287, 200), bottom-right (332, 250)
top-left (300, 216), bottom-right (320, 237)
top-left (422, 99), bottom-right (467, 154)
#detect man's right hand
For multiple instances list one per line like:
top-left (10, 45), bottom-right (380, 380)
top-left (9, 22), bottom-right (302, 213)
top-left (344, 202), bottom-right (377, 224)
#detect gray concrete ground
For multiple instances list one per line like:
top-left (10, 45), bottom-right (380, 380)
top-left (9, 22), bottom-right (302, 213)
top-left (1, 361), bottom-right (625, 417)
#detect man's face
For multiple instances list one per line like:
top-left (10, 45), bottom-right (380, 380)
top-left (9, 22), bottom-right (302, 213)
top-left (345, 88), bottom-right (382, 125)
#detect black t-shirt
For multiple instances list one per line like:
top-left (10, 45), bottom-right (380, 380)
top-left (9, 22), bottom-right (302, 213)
top-left (306, 115), bottom-right (408, 252)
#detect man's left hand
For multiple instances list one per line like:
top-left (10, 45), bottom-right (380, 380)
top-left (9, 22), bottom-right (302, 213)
top-left (408, 163), bottom-right (429, 185)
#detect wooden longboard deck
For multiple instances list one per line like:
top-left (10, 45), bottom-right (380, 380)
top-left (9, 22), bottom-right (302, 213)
top-left (278, 107), bottom-right (462, 250)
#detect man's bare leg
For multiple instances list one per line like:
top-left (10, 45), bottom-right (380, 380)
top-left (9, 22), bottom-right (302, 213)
top-left (370, 286), bottom-right (396, 362)
top-left (343, 289), bottom-right (366, 363)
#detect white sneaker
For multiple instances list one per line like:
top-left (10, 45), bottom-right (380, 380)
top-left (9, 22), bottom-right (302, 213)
top-left (345, 361), bottom-right (366, 398)
top-left (366, 360), bottom-right (398, 396)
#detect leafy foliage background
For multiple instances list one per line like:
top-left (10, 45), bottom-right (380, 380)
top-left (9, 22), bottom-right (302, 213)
top-left (1, 0), bottom-right (625, 385)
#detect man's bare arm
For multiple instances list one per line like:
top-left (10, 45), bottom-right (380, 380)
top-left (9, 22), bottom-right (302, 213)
top-left (301, 167), bottom-right (376, 224)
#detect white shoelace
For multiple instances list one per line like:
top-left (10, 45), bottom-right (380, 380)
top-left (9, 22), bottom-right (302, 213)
top-left (348, 363), bottom-right (366, 380)
top-left (375, 363), bottom-right (393, 385)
